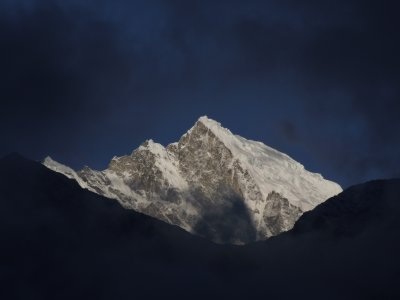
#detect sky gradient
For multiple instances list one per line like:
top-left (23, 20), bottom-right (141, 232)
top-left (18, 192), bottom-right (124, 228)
top-left (1, 0), bottom-right (399, 187)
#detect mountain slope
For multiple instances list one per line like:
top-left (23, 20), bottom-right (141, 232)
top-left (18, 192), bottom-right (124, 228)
top-left (241, 178), bottom-right (400, 299)
top-left (44, 116), bottom-right (341, 243)
top-left (290, 178), bottom-right (400, 238)
top-left (0, 153), bottom-right (223, 299)
top-left (1, 154), bottom-right (399, 299)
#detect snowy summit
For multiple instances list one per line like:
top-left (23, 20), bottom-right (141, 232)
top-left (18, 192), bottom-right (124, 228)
top-left (43, 116), bottom-right (342, 244)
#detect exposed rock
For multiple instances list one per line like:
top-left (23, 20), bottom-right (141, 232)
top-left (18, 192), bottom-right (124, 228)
top-left (43, 116), bottom-right (342, 244)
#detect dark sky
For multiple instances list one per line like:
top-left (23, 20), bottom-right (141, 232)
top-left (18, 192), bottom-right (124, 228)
top-left (1, 0), bottom-right (399, 188)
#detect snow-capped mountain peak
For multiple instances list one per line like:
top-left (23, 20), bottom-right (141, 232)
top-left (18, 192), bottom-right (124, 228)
top-left (183, 116), bottom-right (340, 211)
top-left (43, 117), bottom-right (342, 244)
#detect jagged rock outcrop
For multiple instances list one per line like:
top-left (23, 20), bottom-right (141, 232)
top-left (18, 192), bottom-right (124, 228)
top-left (43, 116), bottom-right (342, 244)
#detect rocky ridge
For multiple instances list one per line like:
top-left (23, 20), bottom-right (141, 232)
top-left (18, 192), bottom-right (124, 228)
top-left (44, 116), bottom-right (342, 243)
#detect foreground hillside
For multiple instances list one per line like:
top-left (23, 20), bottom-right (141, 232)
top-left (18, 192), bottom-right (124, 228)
top-left (0, 154), bottom-right (399, 299)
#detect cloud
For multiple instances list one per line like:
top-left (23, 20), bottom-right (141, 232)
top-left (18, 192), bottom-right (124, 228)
top-left (0, 1), bottom-right (136, 157)
top-left (0, 0), bottom-right (399, 186)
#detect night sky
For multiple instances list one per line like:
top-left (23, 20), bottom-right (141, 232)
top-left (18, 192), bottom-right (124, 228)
top-left (1, 0), bottom-right (399, 188)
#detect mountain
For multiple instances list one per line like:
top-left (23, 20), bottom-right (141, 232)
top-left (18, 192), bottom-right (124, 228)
top-left (0, 153), bottom-right (220, 299)
top-left (241, 178), bottom-right (400, 299)
top-left (43, 116), bottom-right (342, 243)
top-left (290, 178), bottom-right (400, 238)
top-left (1, 154), bottom-right (399, 299)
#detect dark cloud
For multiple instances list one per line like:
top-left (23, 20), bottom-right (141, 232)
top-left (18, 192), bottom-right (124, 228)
top-left (0, 1), bottom-right (137, 160)
top-left (0, 0), bottom-right (399, 187)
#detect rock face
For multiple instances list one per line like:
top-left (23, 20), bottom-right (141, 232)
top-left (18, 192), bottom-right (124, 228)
top-left (43, 116), bottom-right (342, 244)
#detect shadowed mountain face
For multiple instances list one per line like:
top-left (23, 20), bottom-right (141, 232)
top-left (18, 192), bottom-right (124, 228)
top-left (291, 179), bottom-right (400, 238)
top-left (251, 179), bottom-right (400, 299)
top-left (0, 154), bottom-right (221, 299)
top-left (1, 154), bottom-right (400, 299)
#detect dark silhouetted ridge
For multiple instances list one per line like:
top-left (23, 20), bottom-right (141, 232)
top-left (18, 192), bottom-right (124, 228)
top-left (1, 154), bottom-right (400, 299)
top-left (0, 154), bottom-right (222, 300)
top-left (290, 179), bottom-right (400, 238)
